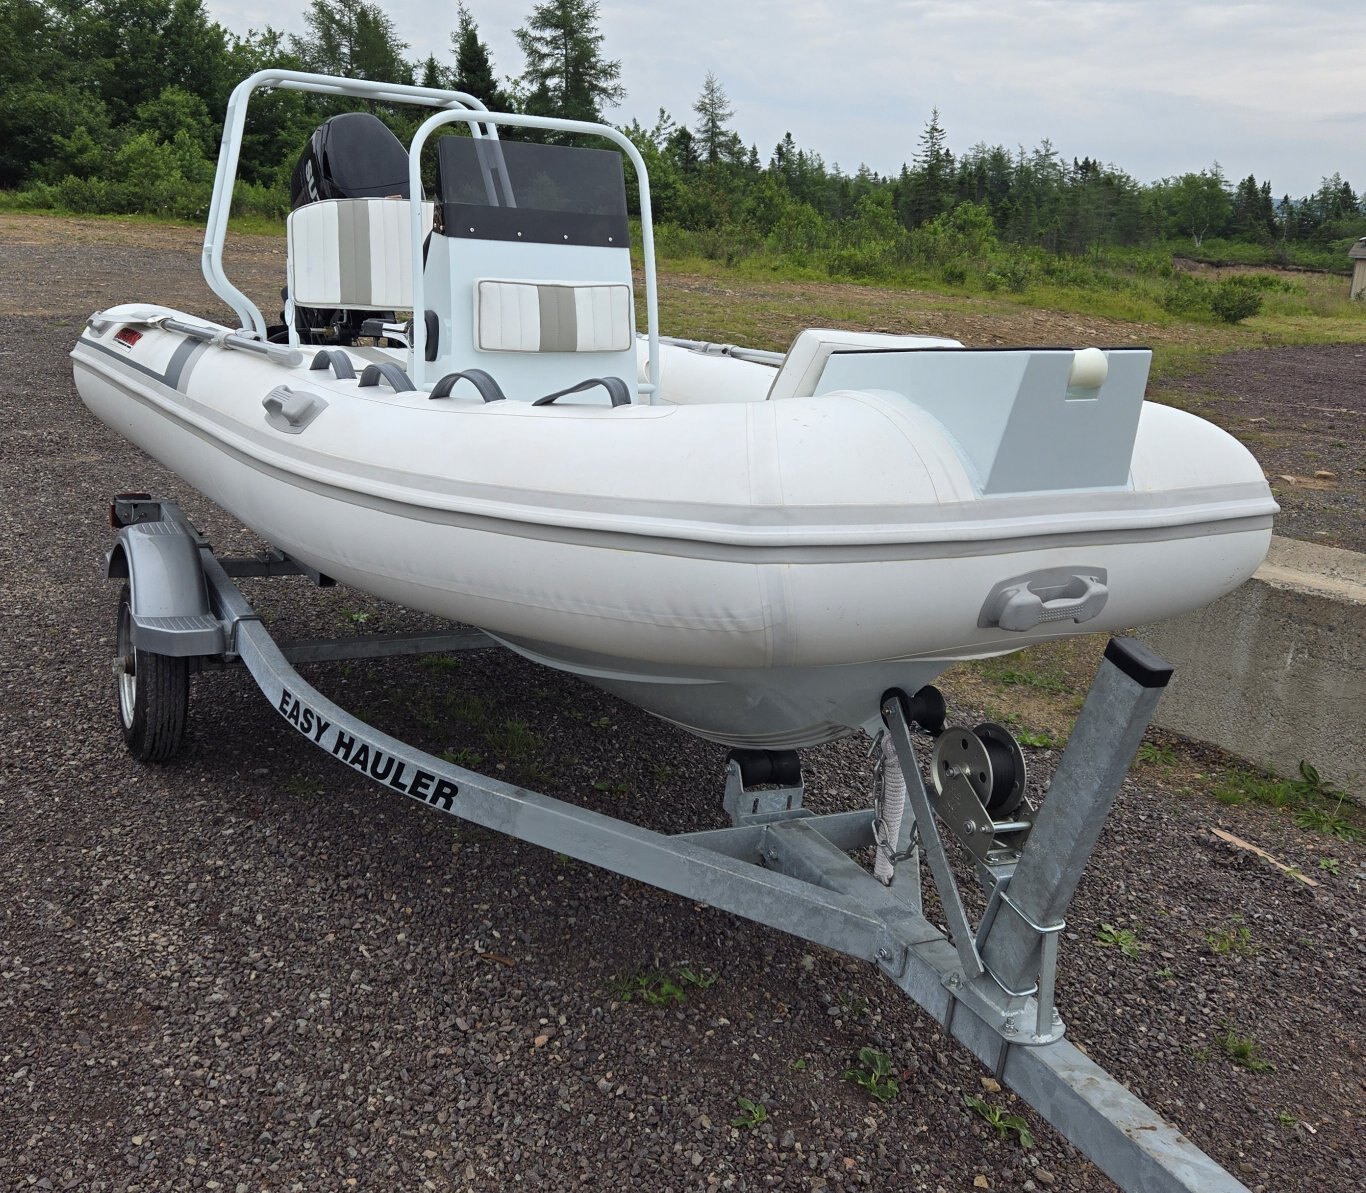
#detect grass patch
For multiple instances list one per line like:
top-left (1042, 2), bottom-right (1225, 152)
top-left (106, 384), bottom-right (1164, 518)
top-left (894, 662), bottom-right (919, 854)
top-left (1206, 919), bottom-right (1259, 957)
top-left (1213, 762), bottom-right (1361, 841)
top-left (1216, 1027), bottom-right (1276, 1073)
top-left (485, 718), bottom-right (540, 761)
top-left (1137, 740), bottom-right (1178, 766)
top-left (440, 746), bottom-right (483, 770)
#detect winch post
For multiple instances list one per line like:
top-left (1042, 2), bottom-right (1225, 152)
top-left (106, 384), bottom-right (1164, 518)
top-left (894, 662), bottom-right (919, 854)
top-left (978, 637), bottom-right (1172, 998)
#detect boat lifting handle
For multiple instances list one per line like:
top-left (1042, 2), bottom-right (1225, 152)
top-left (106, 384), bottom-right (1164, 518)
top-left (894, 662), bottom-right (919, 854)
top-left (978, 567), bottom-right (1109, 632)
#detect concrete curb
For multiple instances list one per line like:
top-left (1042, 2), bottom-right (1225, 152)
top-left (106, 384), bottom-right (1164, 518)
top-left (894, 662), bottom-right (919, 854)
top-left (1138, 536), bottom-right (1365, 797)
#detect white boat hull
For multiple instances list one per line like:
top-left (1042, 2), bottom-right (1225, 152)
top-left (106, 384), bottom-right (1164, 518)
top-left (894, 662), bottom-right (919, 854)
top-left (72, 307), bottom-right (1275, 747)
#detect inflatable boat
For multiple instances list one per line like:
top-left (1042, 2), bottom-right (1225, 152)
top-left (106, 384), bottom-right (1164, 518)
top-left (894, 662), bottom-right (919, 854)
top-left (71, 71), bottom-right (1277, 748)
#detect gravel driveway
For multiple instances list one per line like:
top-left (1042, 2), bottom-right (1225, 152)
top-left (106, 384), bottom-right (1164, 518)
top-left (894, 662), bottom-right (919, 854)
top-left (1, 219), bottom-right (1362, 1193)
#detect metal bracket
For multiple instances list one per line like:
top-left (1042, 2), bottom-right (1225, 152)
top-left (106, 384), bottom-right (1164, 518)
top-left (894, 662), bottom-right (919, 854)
top-left (880, 699), bottom-right (985, 981)
top-left (968, 881), bottom-right (1068, 1044)
top-left (721, 757), bottom-right (805, 827)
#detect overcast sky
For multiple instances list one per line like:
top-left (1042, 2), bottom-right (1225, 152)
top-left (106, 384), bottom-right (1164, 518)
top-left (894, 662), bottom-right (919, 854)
top-left (204, 0), bottom-right (1363, 198)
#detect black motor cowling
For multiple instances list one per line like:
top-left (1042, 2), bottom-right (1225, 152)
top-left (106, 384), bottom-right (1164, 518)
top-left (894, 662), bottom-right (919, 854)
top-left (282, 113), bottom-right (411, 345)
top-left (289, 111), bottom-right (411, 208)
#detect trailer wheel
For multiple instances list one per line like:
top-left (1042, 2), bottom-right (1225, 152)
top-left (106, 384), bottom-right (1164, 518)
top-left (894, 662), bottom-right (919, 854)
top-left (115, 583), bottom-right (189, 761)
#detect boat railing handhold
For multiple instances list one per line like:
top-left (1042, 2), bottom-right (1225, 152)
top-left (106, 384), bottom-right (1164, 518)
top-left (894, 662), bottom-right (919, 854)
top-left (428, 369), bottom-right (507, 403)
top-left (86, 309), bottom-right (304, 367)
top-left (357, 362), bottom-right (415, 393)
top-left (532, 376), bottom-right (632, 407)
top-left (309, 349), bottom-right (356, 380)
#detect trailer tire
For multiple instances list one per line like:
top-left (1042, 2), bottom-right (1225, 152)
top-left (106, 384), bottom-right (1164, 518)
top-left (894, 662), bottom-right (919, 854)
top-left (115, 583), bottom-right (189, 761)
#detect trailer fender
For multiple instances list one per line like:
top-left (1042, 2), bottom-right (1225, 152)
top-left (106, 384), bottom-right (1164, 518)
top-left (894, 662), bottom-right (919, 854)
top-left (106, 522), bottom-right (227, 657)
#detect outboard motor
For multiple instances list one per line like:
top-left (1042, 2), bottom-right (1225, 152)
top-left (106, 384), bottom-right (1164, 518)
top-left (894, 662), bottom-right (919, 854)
top-left (284, 112), bottom-right (411, 345)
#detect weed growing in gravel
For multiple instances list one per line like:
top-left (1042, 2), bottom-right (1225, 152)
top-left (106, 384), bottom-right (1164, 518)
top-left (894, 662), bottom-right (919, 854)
top-left (677, 965), bottom-right (718, 990)
top-left (1214, 762), bottom-right (1362, 841)
top-left (1317, 857), bottom-right (1340, 876)
top-left (1016, 729), bottom-right (1060, 749)
top-left (836, 991), bottom-right (870, 1019)
top-left (441, 747), bottom-right (483, 769)
top-left (1216, 1027), bottom-right (1276, 1073)
top-left (962, 1094), bottom-right (1035, 1149)
top-left (592, 777), bottom-right (630, 796)
top-left (347, 609), bottom-right (371, 625)
top-left (1206, 920), bottom-right (1259, 957)
top-left (1095, 923), bottom-right (1141, 958)
top-left (486, 719), bottom-right (541, 761)
top-left (1294, 801), bottom-right (1360, 842)
top-left (417, 654), bottom-right (460, 673)
top-left (1276, 1112), bottom-right (1301, 1128)
top-left (1137, 741), bottom-right (1178, 766)
top-left (614, 968), bottom-right (686, 1006)
top-left (613, 964), bottom-right (717, 1006)
top-left (788, 1057), bottom-right (807, 1071)
top-left (449, 694), bottom-right (491, 726)
top-left (732, 1096), bottom-right (768, 1129)
top-left (841, 1047), bottom-right (899, 1102)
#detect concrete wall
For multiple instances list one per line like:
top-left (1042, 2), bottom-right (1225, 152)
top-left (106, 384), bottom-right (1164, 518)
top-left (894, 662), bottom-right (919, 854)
top-left (1137, 536), bottom-right (1365, 796)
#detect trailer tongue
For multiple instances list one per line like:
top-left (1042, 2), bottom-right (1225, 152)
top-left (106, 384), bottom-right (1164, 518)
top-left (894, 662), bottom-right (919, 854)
top-left (104, 494), bottom-right (1248, 1193)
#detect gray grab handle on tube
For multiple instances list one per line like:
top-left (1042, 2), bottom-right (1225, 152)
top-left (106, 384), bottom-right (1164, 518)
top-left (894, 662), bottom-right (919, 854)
top-left (979, 567), bottom-right (1109, 632)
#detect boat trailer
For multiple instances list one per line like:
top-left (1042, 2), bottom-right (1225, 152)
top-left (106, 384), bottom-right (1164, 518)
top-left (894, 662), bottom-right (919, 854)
top-left (106, 494), bottom-right (1249, 1193)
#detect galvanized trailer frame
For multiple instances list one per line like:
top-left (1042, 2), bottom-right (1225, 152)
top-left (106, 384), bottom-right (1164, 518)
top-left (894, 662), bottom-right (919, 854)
top-left (105, 496), bottom-right (1250, 1193)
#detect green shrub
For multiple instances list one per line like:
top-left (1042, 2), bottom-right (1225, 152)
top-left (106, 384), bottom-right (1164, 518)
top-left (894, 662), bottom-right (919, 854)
top-left (1210, 278), bottom-right (1264, 323)
top-left (1160, 273), bottom-right (1212, 316)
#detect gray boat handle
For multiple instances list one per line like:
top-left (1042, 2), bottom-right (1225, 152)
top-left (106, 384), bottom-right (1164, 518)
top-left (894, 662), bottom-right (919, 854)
top-left (980, 570), bottom-right (1109, 632)
top-left (358, 362), bottom-right (416, 392)
top-left (310, 349), bottom-right (357, 380)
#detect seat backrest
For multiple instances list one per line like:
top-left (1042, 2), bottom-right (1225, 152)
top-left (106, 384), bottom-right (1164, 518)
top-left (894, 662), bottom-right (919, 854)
top-left (286, 198), bottom-right (433, 310)
top-left (474, 279), bottom-right (633, 354)
top-left (766, 328), bottom-right (961, 399)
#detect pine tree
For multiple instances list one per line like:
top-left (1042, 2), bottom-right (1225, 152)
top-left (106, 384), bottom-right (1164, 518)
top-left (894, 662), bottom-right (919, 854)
top-left (291, 1), bottom-right (412, 85)
top-left (899, 108), bottom-right (953, 228)
top-left (514, 0), bottom-right (624, 137)
top-left (452, 4), bottom-right (508, 111)
top-left (692, 72), bottom-right (735, 165)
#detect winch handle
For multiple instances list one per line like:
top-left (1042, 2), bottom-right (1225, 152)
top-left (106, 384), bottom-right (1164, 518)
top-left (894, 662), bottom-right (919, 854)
top-left (980, 570), bottom-right (1109, 632)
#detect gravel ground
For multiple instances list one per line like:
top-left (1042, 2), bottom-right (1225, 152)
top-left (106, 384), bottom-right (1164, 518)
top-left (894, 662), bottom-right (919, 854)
top-left (2, 221), bottom-right (1364, 1192)
top-left (1153, 345), bottom-right (1366, 554)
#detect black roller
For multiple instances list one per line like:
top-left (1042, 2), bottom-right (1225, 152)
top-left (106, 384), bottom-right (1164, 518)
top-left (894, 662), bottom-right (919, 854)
top-left (727, 748), bottom-right (800, 788)
top-left (881, 685), bottom-right (947, 736)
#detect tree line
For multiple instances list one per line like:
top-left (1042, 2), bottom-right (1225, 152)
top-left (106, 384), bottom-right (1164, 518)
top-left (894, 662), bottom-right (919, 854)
top-left (2, 0), bottom-right (1363, 282)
